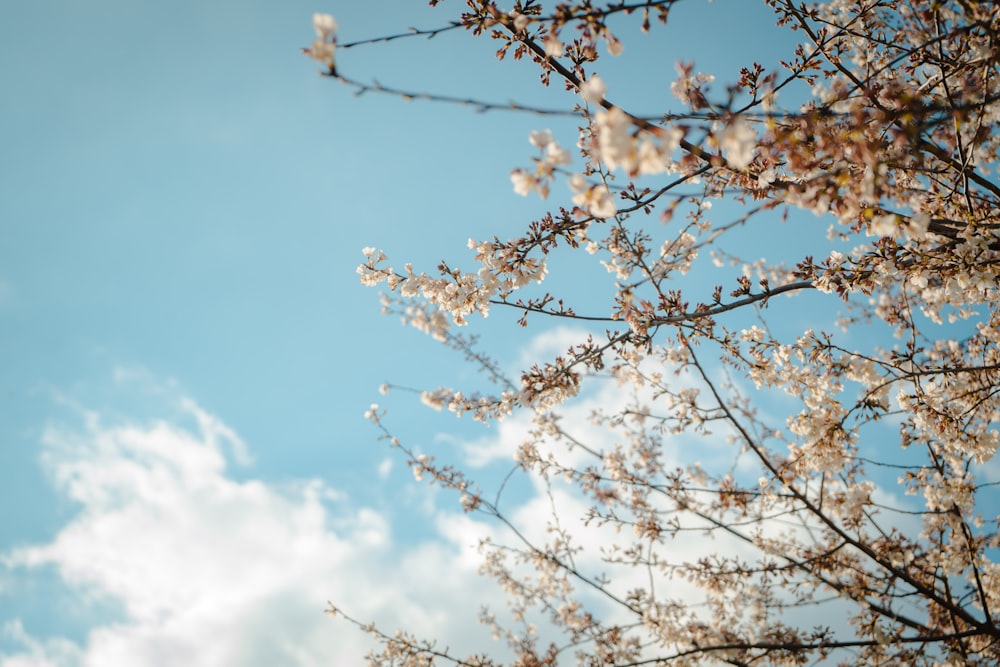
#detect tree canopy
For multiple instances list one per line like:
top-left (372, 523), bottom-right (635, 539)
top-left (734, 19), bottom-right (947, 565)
top-left (309, 1), bottom-right (1000, 664)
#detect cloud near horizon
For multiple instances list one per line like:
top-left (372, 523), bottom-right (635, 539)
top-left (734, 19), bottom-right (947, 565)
top-left (0, 397), bottom-right (501, 667)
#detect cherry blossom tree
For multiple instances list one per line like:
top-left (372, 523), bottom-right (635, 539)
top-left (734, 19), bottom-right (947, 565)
top-left (308, 1), bottom-right (1000, 664)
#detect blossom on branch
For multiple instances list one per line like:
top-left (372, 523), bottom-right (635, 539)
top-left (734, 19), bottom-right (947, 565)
top-left (715, 117), bottom-right (756, 169)
top-left (568, 175), bottom-right (616, 219)
top-left (324, 0), bottom-right (1000, 664)
top-left (510, 130), bottom-right (574, 199)
top-left (303, 13), bottom-right (337, 71)
top-left (579, 74), bottom-right (607, 104)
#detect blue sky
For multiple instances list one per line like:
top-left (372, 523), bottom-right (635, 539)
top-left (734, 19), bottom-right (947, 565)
top-left (0, 1), bottom-right (842, 664)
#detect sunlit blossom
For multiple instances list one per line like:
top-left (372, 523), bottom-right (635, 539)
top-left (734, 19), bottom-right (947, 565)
top-left (529, 129), bottom-right (553, 148)
top-left (510, 169), bottom-right (537, 197)
top-left (716, 117), bottom-right (756, 169)
top-left (543, 36), bottom-right (563, 58)
top-left (304, 13), bottom-right (337, 68)
top-left (571, 183), bottom-right (616, 218)
top-left (579, 75), bottom-right (606, 104)
top-left (313, 13), bottom-right (337, 39)
top-left (343, 2), bottom-right (1000, 664)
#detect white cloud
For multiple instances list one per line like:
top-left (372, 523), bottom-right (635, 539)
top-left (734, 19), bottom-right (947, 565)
top-left (376, 457), bottom-right (393, 480)
top-left (1, 621), bottom-right (81, 667)
top-left (511, 325), bottom-right (596, 371)
top-left (0, 398), bottom-right (503, 667)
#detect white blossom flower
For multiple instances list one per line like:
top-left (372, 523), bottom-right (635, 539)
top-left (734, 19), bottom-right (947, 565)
top-left (717, 118), bottom-right (756, 169)
top-left (636, 138), bottom-right (667, 175)
top-left (509, 11), bottom-right (529, 31)
top-left (313, 13), bottom-right (338, 39)
top-left (305, 39), bottom-right (336, 66)
top-left (579, 75), bottom-right (607, 104)
top-left (757, 167), bottom-right (776, 188)
top-left (510, 169), bottom-right (537, 196)
top-left (420, 390), bottom-right (446, 411)
top-left (908, 212), bottom-right (930, 240)
top-left (567, 173), bottom-right (588, 193)
top-left (592, 106), bottom-right (632, 170)
top-left (659, 126), bottom-right (683, 154)
top-left (572, 184), bottom-right (616, 218)
top-left (544, 141), bottom-right (571, 166)
top-left (869, 213), bottom-right (899, 238)
top-left (305, 13), bottom-right (338, 68)
top-left (529, 129), bottom-right (553, 148)
top-left (543, 36), bottom-right (563, 58)
top-left (671, 67), bottom-right (714, 106)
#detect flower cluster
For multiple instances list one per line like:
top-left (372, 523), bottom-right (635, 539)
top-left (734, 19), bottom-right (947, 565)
top-left (509, 129), bottom-right (572, 199)
top-left (303, 13), bottom-right (337, 71)
top-left (357, 240), bottom-right (548, 335)
top-left (330, 0), bottom-right (1000, 664)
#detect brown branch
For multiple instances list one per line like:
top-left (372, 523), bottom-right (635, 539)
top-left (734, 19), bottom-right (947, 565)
top-left (687, 344), bottom-right (1000, 642)
top-left (338, 22), bottom-right (465, 49)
